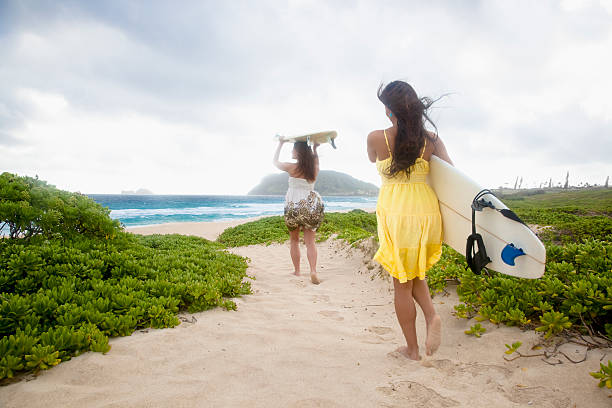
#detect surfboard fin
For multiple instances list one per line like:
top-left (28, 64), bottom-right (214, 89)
top-left (330, 137), bottom-right (336, 149)
top-left (501, 244), bottom-right (526, 266)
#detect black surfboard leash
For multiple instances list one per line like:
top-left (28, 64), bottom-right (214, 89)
top-left (466, 189), bottom-right (528, 275)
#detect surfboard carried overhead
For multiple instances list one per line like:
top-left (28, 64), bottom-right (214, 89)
top-left (427, 155), bottom-right (546, 279)
top-left (276, 130), bottom-right (338, 148)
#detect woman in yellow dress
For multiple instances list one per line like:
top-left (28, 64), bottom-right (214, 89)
top-left (367, 81), bottom-right (453, 360)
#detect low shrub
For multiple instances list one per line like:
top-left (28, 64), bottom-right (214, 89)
top-left (217, 209), bottom-right (377, 247)
top-left (0, 173), bottom-right (250, 381)
top-left (0, 172), bottom-right (120, 240)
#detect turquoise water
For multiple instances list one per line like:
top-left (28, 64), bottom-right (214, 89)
top-left (88, 195), bottom-right (377, 227)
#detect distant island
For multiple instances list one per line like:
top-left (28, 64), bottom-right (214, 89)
top-left (121, 188), bottom-right (154, 195)
top-left (249, 170), bottom-right (379, 196)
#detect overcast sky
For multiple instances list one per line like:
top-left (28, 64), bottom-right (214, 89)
top-left (2, 0), bottom-right (611, 194)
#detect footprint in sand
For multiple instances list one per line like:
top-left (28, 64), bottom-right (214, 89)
top-left (421, 359), bottom-right (512, 384)
top-left (318, 310), bottom-right (344, 321)
top-left (291, 279), bottom-right (307, 288)
top-left (368, 326), bottom-right (393, 335)
top-left (502, 385), bottom-right (573, 408)
top-left (289, 398), bottom-right (344, 408)
top-left (311, 294), bottom-right (330, 303)
top-left (386, 349), bottom-right (423, 363)
top-left (420, 358), bottom-right (454, 372)
top-left (377, 381), bottom-right (459, 407)
top-left (361, 326), bottom-right (395, 344)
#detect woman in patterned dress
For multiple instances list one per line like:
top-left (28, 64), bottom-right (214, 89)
top-left (273, 139), bottom-right (325, 284)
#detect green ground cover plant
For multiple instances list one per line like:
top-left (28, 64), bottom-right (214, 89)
top-left (316, 211), bottom-right (378, 244)
top-left (590, 360), bottom-right (612, 388)
top-left (407, 190), bottom-right (612, 343)
top-left (464, 323), bottom-right (486, 337)
top-left (427, 238), bottom-right (612, 338)
top-left (429, 189), bottom-right (612, 388)
top-left (217, 216), bottom-right (289, 246)
top-left (499, 189), bottom-right (612, 211)
top-left (0, 173), bottom-right (250, 381)
top-left (512, 208), bottom-right (611, 243)
top-left (217, 209), bottom-right (377, 247)
top-left (503, 189), bottom-right (612, 243)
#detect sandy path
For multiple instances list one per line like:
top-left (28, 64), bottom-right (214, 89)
top-left (0, 232), bottom-right (610, 407)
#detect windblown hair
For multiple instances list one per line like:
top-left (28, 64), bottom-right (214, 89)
top-left (378, 81), bottom-right (439, 178)
top-left (293, 141), bottom-right (316, 181)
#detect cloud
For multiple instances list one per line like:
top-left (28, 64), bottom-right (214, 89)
top-left (1, 0), bottom-right (611, 193)
top-left (508, 106), bottom-right (611, 165)
top-left (0, 132), bottom-right (22, 147)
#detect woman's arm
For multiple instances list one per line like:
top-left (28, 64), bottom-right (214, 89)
top-left (273, 140), bottom-right (293, 172)
top-left (366, 131), bottom-right (378, 163)
top-left (432, 136), bottom-right (453, 165)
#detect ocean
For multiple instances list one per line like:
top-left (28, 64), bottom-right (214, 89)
top-left (88, 195), bottom-right (378, 227)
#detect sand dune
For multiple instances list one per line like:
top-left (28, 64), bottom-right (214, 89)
top-left (0, 221), bottom-right (609, 407)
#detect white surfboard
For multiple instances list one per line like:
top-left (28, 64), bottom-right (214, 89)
top-left (427, 155), bottom-right (546, 279)
top-left (276, 130), bottom-right (337, 148)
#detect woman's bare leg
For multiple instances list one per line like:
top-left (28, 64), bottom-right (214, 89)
top-left (412, 278), bottom-right (441, 355)
top-left (289, 228), bottom-right (301, 276)
top-left (302, 229), bottom-right (319, 284)
top-left (393, 278), bottom-right (419, 360)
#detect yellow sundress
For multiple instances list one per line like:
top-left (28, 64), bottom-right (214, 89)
top-left (374, 130), bottom-right (443, 282)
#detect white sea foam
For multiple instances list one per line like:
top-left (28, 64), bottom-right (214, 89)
top-left (102, 195), bottom-right (377, 226)
top-left (110, 199), bottom-right (376, 220)
top-left (110, 203), bottom-right (285, 218)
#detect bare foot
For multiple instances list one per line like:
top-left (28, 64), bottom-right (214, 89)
top-left (310, 272), bottom-right (320, 285)
top-left (293, 270), bottom-right (300, 276)
top-left (395, 346), bottom-right (420, 361)
top-left (425, 314), bottom-right (442, 356)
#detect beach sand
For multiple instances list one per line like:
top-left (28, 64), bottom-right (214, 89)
top-left (1, 220), bottom-right (610, 407)
top-left (124, 218), bottom-right (265, 241)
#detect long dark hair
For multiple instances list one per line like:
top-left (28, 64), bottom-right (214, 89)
top-left (378, 81), bottom-right (438, 178)
top-left (293, 141), bottom-right (316, 181)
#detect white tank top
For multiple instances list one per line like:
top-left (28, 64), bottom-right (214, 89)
top-left (285, 177), bottom-right (316, 204)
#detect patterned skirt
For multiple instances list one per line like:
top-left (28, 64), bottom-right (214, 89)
top-left (284, 191), bottom-right (325, 231)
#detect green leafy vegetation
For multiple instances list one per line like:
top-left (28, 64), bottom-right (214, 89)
top-left (590, 360), bottom-right (612, 389)
top-left (426, 238), bottom-right (611, 339)
top-left (535, 311), bottom-right (572, 339)
top-left (217, 209), bottom-right (377, 247)
top-left (316, 211), bottom-right (378, 244)
top-left (499, 188), bottom-right (612, 210)
top-left (464, 323), bottom-right (486, 337)
top-left (430, 190), bottom-right (612, 387)
top-left (512, 208), bottom-right (610, 243)
top-left (0, 173), bottom-right (250, 381)
top-left (503, 189), bottom-right (612, 243)
top-left (504, 341), bottom-right (522, 355)
top-left (217, 216), bottom-right (289, 246)
top-left (0, 173), bottom-right (121, 240)
top-left (423, 189), bottom-right (612, 343)
top-left (501, 341), bottom-right (549, 362)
